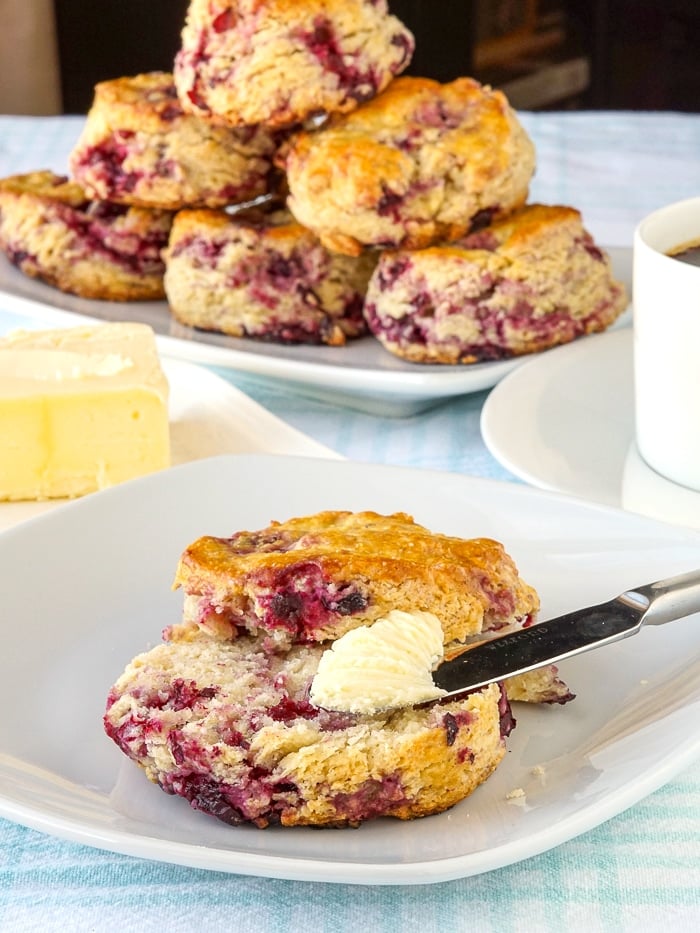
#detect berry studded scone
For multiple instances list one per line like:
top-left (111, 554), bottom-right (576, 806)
top-left (69, 72), bottom-right (281, 210)
top-left (104, 624), bottom-right (512, 827)
top-left (163, 207), bottom-right (376, 344)
top-left (0, 171), bottom-right (173, 300)
top-left (363, 204), bottom-right (629, 363)
top-left (281, 76), bottom-right (536, 255)
top-left (173, 510), bottom-right (541, 646)
top-left (173, 0), bottom-right (414, 128)
top-left (173, 508), bottom-right (572, 706)
top-left (105, 509), bottom-right (574, 828)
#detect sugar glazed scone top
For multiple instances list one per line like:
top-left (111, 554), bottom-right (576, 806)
top-left (281, 76), bottom-right (536, 255)
top-left (69, 72), bottom-right (281, 210)
top-left (173, 0), bottom-right (415, 127)
top-left (174, 510), bottom-right (540, 646)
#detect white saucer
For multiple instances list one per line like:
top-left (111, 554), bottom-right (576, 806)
top-left (480, 327), bottom-right (700, 529)
top-left (622, 441), bottom-right (700, 528)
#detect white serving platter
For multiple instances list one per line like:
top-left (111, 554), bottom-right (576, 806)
top-left (0, 247), bottom-right (632, 416)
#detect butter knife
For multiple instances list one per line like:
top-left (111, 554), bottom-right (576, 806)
top-left (432, 568), bottom-right (700, 698)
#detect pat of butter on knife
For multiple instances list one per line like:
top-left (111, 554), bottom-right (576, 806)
top-left (310, 610), bottom-right (447, 714)
top-left (0, 322), bottom-right (170, 501)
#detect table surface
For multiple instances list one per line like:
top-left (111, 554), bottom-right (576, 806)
top-left (1, 111), bottom-right (700, 932)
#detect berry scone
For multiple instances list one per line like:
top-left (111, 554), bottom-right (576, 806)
top-left (104, 623), bottom-right (512, 828)
top-left (280, 76), bottom-right (536, 255)
top-left (163, 207), bottom-right (376, 344)
top-left (363, 204), bottom-right (629, 364)
top-left (105, 510), bottom-right (573, 828)
top-left (173, 0), bottom-right (414, 128)
top-left (173, 508), bottom-right (572, 705)
top-left (69, 72), bottom-right (281, 210)
top-left (0, 171), bottom-right (173, 300)
top-left (173, 509), bottom-right (541, 647)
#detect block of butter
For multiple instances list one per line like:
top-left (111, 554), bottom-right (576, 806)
top-left (0, 322), bottom-right (170, 501)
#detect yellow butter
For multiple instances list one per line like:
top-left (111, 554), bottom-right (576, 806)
top-left (0, 322), bottom-right (170, 501)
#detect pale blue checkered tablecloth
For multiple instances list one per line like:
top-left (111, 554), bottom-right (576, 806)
top-left (1, 112), bottom-right (700, 932)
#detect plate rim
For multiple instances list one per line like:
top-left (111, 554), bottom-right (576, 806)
top-left (0, 286), bottom-right (523, 394)
top-left (480, 327), bottom-right (634, 502)
top-left (3, 729), bottom-right (699, 886)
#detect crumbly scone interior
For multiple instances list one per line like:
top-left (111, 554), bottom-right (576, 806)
top-left (105, 622), bottom-right (511, 827)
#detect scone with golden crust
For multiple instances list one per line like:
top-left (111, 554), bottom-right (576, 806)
top-left (281, 76), bottom-right (536, 255)
top-left (0, 171), bottom-right (173, 300)
top-left (174, 509), bottom-right (541, 647)
top-left (69, 72), bottom-right (281, 210)
top-left (163, 207), bottom-right (375, 344)
top-left (363, 204), bottom-right (629, 363)
top-left (174, 508), bottom-right (573, 705)
top-left (174, 0), bottom-right (414, 128)
top-left (104, 623), bottom-right (512, 827)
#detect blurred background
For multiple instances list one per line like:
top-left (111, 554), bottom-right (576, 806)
top-left (2, 1), bottom-right (700, 115)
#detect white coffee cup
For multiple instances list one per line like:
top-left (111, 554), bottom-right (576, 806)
top-left (633, 196), bottom-right (700, 491)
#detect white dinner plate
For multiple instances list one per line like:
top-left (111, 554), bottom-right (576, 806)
top-left (480, 327), bottom-right (700, 529)
top-left (0, 355), bottom-right (338, 532)
top-left (1, 454), bottom-right (700, 885)
top-left (0, 247), bottom-right (632, 417)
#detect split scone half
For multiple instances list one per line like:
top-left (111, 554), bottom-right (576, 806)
top-left (174, 510), bottom-right (539, 644)
top-left (104, 625), bottom-right (513, 828)
top-left (104, 510), bottom-right (573, 831)
top-left (174, 509), bottom-right (574, 704)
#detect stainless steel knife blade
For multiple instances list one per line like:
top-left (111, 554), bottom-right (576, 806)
top-left (432, 568), bottom-right (700, 699)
